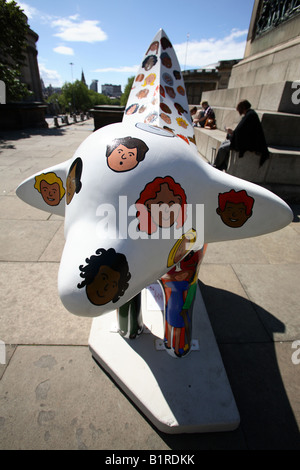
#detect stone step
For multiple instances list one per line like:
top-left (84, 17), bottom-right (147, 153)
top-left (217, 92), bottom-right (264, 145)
top-left (228, 35), bottom-right (300, 89)
top-left (195, 105), bottom-right (300, 147)
top-left (202, 81), bottom-right (300, 115)
top-left (194, 126), bottom-right (300, 202)
top-left (195, 127), bottom-right (300, 163)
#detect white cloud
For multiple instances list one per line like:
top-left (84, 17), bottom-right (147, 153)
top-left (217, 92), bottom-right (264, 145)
top-left (16, 1), bottom-right (53, 23)
top-left (53, 46), bottom-right (75, 56)
top-left (16, 3), bottom-right (108, 44)
top-left (52, 17), bottom-right (107, 43)
top-left (16, 2), bottom-right (38, 19)
top-left (94, 65), bottom-right (139, 74)
top-left (39, 63), bottom-right (63, 87)
top-left (174, 29), bottom-right (248, 68)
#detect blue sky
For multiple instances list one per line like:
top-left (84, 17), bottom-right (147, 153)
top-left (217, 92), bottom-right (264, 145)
top-left (16, 0), bottom-right (255, 92)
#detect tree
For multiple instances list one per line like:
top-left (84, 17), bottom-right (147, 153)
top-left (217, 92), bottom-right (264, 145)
top-left (60, 80), bottom-right (92, 112)
top-left (120, 76), bottom-right (134, 107)
top-left (46, 81), bottom-right (119, 114)
top-left (0, 0), bottom-right (31, 101)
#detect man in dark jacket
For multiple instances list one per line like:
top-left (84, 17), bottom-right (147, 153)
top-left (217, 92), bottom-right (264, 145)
top-left (214, 100), bottom-right (269, 170)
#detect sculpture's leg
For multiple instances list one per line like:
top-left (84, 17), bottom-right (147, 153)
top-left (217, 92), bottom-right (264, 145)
top-left (160, 278), bottom-right (193, 357)
top-left (160, 246), bottom-right (207, 358)
top-left (117, 293), bottom-right (143, 339)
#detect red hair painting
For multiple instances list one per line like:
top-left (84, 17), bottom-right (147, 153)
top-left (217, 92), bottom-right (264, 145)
top-left (136, 176), bottom-right (187, 234)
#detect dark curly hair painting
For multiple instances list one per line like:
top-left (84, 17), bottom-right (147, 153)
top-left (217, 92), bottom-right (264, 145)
top-left (77, 248), bottom-right (131, 306)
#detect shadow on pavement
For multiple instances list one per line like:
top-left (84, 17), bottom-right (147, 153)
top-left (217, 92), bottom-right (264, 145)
top-left (0, 126), bottom-right (67, 143)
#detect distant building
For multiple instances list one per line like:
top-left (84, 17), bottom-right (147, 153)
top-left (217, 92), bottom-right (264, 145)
top-left (90, 79), bottom-right (98, 93)
top-left (101, 83), bottom-right (122, 99)
top-left (41, 81), bottom-right (62, 100)
top-left (182, 59), bottom-right (240, 104)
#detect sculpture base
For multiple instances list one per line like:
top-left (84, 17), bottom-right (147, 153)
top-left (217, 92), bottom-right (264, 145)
top-left (89, 283), bottom-right (240, 434)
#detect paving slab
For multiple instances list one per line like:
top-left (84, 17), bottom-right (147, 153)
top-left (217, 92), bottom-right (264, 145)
top-left (253, 225), bottom-right (300, 264)
top-left (0, 195), bottom-right (50, 220)
top-left (0, 220), bottom-right (62, 261)
top-left (0, 345), bottom-right (248, 450)
top-left (232, 264), bottom-right (300, 341)
top-left (0, 346), bottom-right (168, 450)
top-left (203, 237), bottom-right (270, 265)
top-left (39, 224), bottom-right (65, 262)
top-left (0, 165), bottom-right (39, 196)
top-left (0, 262), bottom-right (91, 345)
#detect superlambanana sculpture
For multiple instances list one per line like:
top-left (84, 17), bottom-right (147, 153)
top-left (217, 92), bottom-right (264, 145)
top-left (17, 29), bottom-right (292, 359)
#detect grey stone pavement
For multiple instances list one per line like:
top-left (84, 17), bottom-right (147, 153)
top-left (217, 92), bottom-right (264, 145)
top-left (0, 119), bottom-right (299, 450)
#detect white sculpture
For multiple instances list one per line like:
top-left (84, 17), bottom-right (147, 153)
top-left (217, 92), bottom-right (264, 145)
top-left (16, 28), bottom-right (293, 432)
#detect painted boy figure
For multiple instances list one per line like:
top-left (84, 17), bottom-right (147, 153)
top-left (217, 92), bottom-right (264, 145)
top-left (216, 189), bottom-right (254, 228)
top-left (106, 136), bottom-right (149, 173)
top-left (34, 172), bottom-right (65, 207)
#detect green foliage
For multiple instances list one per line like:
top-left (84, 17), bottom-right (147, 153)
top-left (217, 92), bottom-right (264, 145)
top-left (0, 63), bottom-right (31, 101)
top-left (120, 76), bottom-right (134, 107)
top-left (0, 0), bottom-right (31, 102)
top-left (46, 81), bottom-right (120, 113)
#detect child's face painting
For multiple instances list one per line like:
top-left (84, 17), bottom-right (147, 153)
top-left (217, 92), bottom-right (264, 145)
top-left (40, 180), bottom-right (60, 206)
top-left (145, 183), bottom-right (182, 228)
top-left (144, 56), bottom-right (156, 71)
top-left (217, 202), bottom-right (252, 228)
top-left (162, 55), bottom-right (172, 68)
top-left (66, 165), bottom-right (77, 205)
top-left (86, 265), bottom-right (120, 305)
top-left (107, 144), bottom-right (138, 172)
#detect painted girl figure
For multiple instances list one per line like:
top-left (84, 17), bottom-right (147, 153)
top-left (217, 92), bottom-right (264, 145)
top-left (160, 235), bottom-right (207, 358)
top-left (136, 176), bottom-right (187, 235)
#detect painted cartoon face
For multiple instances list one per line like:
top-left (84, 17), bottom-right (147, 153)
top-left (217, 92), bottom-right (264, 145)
top-left (142, 55), bottom-right (157, 71)
top-left (86, 265), bottom-right (121, 306)
top-left (136, 89), bottom-right (149, 99)
top-left (143, 73), bottom-right (156, 86)
top-left (125, 104), bottom-right (139, 115)
top-left (40, 180), bottom-right (60, 206)
top-left (107, 144), bottom-right (138, 172)
top-left (66, 165), bottom-right (76, 205)
top-left (161, 53), bottom-right (172, 68)
top-left (217, 202), bottom-right (252, 228)
top-left (145, 183), bottom-right (182, 228)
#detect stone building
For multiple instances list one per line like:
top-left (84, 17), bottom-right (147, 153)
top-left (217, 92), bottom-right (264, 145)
top-left (21, 26), bottom-right (43, 102)
top-left (182, 60), bottom-right (241, 104)
top-left (101, 84), bottom-right (122, 99)
top-left (0, 12), bottom-right (47, 129)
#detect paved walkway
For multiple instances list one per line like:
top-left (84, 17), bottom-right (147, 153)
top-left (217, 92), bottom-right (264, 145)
top-left (0, 120), bottom-right (299, 450)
